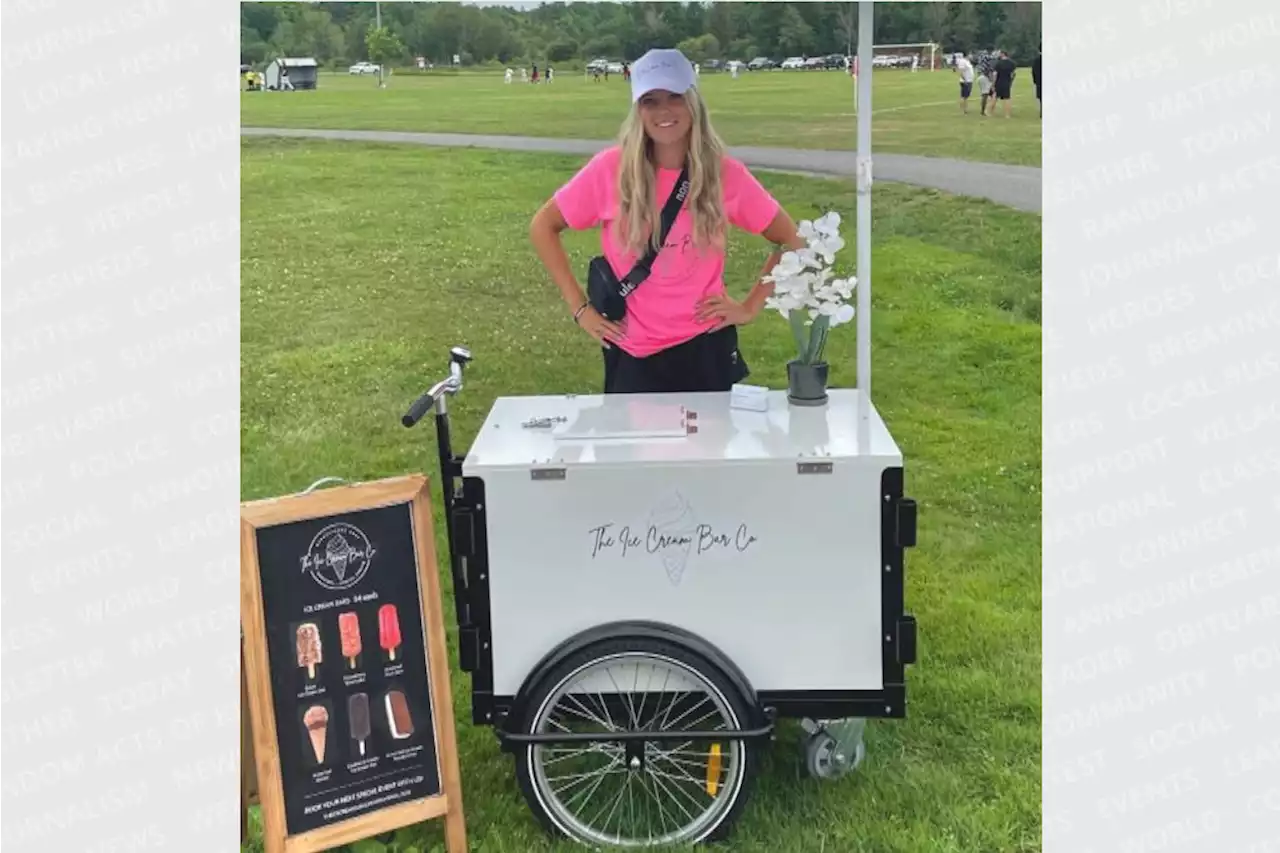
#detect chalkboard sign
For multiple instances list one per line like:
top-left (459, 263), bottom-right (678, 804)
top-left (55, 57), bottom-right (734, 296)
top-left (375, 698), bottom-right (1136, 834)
top-left (240, 475), bottom-right (466, 853)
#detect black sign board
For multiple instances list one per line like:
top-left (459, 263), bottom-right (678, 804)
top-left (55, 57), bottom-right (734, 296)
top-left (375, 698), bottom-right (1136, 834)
top-left (257, 501), bottom-right (440, 833)
top-left (241, 476), bottom-right (466, 853)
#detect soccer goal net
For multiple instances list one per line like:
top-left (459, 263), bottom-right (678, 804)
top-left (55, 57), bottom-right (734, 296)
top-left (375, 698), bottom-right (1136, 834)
top-left (870, 43), bottom-right (940, 70)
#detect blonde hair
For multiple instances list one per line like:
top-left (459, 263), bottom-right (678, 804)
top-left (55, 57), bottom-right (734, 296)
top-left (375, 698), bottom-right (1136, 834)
top-left (614, 87), bottom-right (727, 257)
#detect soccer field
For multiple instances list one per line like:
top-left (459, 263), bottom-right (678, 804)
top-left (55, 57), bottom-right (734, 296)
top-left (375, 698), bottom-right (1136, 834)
top-left (241, 68), bottom-right (1042, 167)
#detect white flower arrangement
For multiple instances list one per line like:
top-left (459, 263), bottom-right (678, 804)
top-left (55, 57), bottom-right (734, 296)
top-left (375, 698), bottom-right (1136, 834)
top-left (762, 211), bottom-right (856, 366)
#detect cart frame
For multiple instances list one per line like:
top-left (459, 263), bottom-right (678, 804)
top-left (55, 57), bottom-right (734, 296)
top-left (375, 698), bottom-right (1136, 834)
top-left (401, 348), bottom-right (918, 753)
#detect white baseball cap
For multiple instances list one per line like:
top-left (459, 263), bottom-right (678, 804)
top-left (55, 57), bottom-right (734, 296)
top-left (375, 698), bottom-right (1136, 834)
top-left (630, 48), bottom-right (697, 103)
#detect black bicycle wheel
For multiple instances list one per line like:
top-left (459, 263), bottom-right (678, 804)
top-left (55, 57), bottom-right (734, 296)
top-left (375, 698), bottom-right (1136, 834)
top-left (512, 633), bottom-right (761, 847)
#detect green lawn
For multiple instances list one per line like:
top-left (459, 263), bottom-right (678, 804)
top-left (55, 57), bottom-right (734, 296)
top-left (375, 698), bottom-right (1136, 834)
top-left (240, 137), bottom-right (1042, 853)
top-left (241, 69), bottom-right (1042, 167)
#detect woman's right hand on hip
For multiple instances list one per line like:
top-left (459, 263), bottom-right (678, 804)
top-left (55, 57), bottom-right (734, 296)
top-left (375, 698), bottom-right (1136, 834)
top-left (577, 306), bottom-right (626, 349)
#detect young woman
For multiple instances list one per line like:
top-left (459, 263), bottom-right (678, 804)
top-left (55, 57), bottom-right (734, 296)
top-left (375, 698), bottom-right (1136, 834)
top-left (529, 48), bottom-right (806, 394)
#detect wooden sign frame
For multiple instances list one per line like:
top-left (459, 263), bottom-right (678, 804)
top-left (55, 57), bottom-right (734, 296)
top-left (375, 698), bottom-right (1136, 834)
top-left (240, 475), bottom-right (466, 853)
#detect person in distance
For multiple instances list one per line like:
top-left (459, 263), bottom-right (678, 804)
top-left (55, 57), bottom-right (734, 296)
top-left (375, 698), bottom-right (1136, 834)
top-left (529, 48), bottom-right (807, 395)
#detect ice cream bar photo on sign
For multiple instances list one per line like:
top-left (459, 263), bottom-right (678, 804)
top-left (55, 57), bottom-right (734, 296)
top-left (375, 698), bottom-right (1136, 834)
top-left (386, 689), bottom-right (414, 739)
top-left (348, 692), bottom-right (371, 756)
top-left (296, 622), bottom-right (322, 679)
top-left (338, 611), bottom-right (361, 668)
top-left (303, 704), bottom-right (329, 764)
top-left (378, 604), bottom-right (401, 661)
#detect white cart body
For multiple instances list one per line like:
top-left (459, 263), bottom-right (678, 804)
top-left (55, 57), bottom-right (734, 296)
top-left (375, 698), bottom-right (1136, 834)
top-left (453, 388), bottom-right (917, 725)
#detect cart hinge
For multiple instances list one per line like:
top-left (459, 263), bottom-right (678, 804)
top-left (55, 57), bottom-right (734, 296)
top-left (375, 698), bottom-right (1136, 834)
top-left (797, 461), bottom-right (833, 475)
top-left (531, 467), bottom-right (566, 481)
top-left (896, 498), bottom-right (917, 548)
top-left (896, 615), bottom-right (917, 665)
top-left (445, 456), bottom-right (465, 479)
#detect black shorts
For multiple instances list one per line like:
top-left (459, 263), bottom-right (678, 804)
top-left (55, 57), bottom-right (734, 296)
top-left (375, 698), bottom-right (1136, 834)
top-left (960, 81), bottom-right (973, 98)
top-left (995, 79), bottom-right (1012, 99)
top-left (603, 326), bottom-right (749, 394)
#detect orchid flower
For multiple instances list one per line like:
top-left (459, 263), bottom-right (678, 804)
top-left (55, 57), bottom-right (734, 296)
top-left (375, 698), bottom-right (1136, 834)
top-left (763, 211), bottom-right (856, 364)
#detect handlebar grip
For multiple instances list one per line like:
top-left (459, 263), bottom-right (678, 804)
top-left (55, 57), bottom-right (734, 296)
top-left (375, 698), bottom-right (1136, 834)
top-left (402, 392), bottom-right (435, 428)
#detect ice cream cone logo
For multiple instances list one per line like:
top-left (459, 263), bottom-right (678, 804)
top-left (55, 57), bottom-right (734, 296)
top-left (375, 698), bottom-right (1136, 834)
top-left (326, 533), bottom-right (352, 581)
top-left (647, 492), bottom-right (697, 586)
top-left (301, 522), bottom-right (375, 591)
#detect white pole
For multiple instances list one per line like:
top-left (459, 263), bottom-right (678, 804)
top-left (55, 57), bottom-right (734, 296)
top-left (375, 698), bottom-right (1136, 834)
top-left (856, 0), bottom-right (873, 414)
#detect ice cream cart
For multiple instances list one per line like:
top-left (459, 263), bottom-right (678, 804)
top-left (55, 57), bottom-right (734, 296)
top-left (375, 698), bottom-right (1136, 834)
top-left (400, 5), bottom-right (916, 846)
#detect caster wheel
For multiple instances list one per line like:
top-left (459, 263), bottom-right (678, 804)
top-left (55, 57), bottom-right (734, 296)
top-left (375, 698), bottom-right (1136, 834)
top-left (805, 732), bottom-right (864, 780)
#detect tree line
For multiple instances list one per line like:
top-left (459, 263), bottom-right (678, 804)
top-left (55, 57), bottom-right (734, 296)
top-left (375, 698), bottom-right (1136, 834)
top-left (240, 2), bottom-right (1042, 70)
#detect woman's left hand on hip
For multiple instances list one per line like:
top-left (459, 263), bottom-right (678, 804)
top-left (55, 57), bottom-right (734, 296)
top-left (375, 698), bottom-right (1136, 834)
top-left (695, 294), bottom-right (756, 329)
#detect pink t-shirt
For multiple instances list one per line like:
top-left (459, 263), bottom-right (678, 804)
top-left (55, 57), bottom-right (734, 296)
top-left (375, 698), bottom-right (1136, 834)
top-left (554, 146), bottom-right (780, 358)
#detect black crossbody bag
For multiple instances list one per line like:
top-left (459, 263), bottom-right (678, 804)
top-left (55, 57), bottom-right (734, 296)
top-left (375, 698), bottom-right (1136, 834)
top-left (586, 165), bottom-right (690, 322)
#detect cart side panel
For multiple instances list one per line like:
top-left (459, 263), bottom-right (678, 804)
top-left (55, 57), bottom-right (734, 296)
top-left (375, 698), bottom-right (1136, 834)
top-left (479, 458), bottom-right (890, 698)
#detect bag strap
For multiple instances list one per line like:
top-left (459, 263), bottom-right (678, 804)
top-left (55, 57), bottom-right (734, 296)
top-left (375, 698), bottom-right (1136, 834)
top-left (618, 164), bottom-right (690, 295)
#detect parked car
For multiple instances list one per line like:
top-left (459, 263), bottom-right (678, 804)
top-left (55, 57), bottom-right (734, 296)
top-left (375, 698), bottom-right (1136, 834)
top-left (725, 60), bottom-right (746, 74)
top-left (748, 57), bottom-right (777, 70)
top-left (349, 61), bottom-right (381, 75)
top-left (803, 57), bottom-right (826, 70)
top-left (780, 56), bottom-right (806, 69)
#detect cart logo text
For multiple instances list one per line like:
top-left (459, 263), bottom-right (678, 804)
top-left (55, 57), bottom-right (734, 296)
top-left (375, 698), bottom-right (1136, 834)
top-left (587, 523), bottom-right (757, 560)
top-left (301, 522), bottom-right (376, 591)
top-left (586, 492), bottom-right (758, 585)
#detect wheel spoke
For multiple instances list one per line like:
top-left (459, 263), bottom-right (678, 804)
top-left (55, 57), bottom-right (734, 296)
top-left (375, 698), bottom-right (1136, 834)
top-left (655, 688), bottom-right (691, 731)
top-left (643, 759), bottom-right (702, 825)
top-left (638, 761), bottom-right (678, 838)
top-left (558, 692), bottom-right (614, 731)
top-left (658, 694), bottom-right (715, 733)
top-left (604, 667), bottom-right (639, 730)
top-left (560, 756), bottom-right (618, 814)
top-left (546, 761), bottom-right (616, 790)
top-left (587, 774), bottom-right (630, 838)
top-left (646, 762), bottom-right (716, 818)
top-left (541, 743), bottom-right (614, 767)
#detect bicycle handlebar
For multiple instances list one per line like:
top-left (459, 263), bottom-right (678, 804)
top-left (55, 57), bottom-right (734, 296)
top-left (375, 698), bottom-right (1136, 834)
top-left (401, 381), bottom-right (445, 427)
top-left (401, 347), bottom-right (473, 428)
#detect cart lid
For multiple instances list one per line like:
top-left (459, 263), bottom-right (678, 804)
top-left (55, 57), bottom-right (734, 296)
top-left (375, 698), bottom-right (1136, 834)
top-left (460, 388), bottom-right (903, 472)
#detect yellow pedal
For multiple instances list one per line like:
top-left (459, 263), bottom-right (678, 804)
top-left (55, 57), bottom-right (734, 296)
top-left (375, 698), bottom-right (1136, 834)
top-left (705, 743), bottom-right (722, 796)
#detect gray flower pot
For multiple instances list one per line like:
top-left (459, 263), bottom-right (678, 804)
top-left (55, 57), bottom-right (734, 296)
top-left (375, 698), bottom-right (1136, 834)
top-left (787, 360), bottom-right (829, 406)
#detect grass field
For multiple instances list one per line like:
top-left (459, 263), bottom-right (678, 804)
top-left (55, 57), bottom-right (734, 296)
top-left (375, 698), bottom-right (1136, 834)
top-left (240, 135), bottom-right (1042, 852)
top-left (240, 69), bottom-right (1042, 167)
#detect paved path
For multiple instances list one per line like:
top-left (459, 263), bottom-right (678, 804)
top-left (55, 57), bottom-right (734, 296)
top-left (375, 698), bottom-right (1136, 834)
top-left (241, 126), bottom-right (1041, 213)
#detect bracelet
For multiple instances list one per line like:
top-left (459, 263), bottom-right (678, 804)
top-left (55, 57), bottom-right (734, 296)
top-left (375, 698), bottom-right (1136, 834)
top-left (572, 302), bottom-right (590, 324)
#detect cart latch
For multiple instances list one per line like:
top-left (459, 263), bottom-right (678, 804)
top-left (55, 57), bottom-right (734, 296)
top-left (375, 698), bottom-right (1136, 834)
top-left (895, 498), bottom-right (917, 548)
top-left (896, 615), bottom-right (917, 665)
top-left (797, 461), bottom-right (833, 475)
